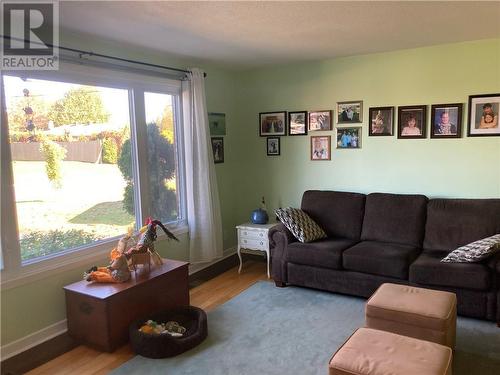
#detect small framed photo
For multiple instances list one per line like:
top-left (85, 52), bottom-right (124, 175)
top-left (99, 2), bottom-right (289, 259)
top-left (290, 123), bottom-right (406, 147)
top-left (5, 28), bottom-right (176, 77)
top-left (467, 94), bottom-right (500, 137)
top-left (310, 136), bottom-right (331, 160)
top-left (369, 107), bottom-right (394, 136)
top-left (430, 104), bottom-right (462, 138)
top-left (267, 137), bottom-right (280, 156)
top-left (211, 137), bottom-right (224, 163)
top-left (397, 105), bottom-right (427, 139)
top-left (259, 111), bottom-right (286, 136)
top-left (337, 101), bottom-right (363, 124)
top-left (288, 111), bottom-right (308, 135)
top-left (336, 127), bottom-right (361, 149)
top-left (308, 110), bottom-right (332, 131)
top-left (208, 112), bottom-right (226, 136)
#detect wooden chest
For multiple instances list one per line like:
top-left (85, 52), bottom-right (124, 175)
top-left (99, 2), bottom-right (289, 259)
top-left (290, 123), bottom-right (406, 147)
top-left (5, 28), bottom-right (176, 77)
top-left (64, 259), bottom-right (189, 352)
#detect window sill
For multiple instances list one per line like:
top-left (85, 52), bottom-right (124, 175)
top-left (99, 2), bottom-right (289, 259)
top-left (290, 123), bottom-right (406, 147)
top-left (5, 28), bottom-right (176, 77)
top-left (0, 225), bottom-right (189, 291)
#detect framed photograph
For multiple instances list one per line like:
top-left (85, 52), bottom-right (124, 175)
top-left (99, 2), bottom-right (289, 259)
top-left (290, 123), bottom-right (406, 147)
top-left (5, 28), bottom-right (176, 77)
top-left (208, 112), bottom-right (226, 136)
top-left (267, 137), bottom-right (280, 156)
top-left (337, 101), bottom-right (363, 124)
top-left (288, 111), bottom-right (308, 135)
top-left (211, 137), bottom-right (224, 164)
top-left (310, 136), bottom-right (331, 160)
top-left (397, 105), bottom-right (427, 139)
top-left (467, 93), bottom-right (500, 137)
top-left (430, 103), bottom-right (463, 138)
top-left (308, 110), bottom-right (332, 131)
top-left (259, 111), bottom-right (286, 136)
top-left (369, 107), bottom-right (394, 136)
top-left (336, 127), bottom-right (362, 149)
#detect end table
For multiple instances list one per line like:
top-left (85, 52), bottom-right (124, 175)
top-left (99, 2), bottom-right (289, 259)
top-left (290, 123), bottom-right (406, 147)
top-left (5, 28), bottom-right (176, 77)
top-left (236, 222), bottom-right (278, 278)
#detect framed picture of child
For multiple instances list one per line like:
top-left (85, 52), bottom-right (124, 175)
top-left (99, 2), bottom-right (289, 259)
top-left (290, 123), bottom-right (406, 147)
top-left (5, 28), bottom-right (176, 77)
top-left (430, 103), bottom-right (462, 139)
top-left (369, 106), bottom-right (394, 136)
top-left (397, 105), bottom-right (427, 139)
top-left (336, 127), bottom-right (361, 149)
top-left (308, 110), bottom-right (332, 131)
top-left (467, 94), bottom-right (500, 137)
top-left (211, 137), bottom-right (224, 163)
top-left (267, 137), bottom-right (280, 156)
top-left (310, 136), bottom-right (331, 160)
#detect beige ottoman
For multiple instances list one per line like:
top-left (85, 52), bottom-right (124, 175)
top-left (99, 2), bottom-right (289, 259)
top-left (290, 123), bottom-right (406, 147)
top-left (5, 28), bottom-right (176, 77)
top-left (329, 327), bottom-right (452, 375)
top-left (366, 283), bottom-right (457, 348)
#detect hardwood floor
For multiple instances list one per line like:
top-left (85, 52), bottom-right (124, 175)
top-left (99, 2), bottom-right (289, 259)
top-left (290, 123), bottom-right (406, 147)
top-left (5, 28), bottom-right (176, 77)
top-left (26, 261), bottom-right (268, 375)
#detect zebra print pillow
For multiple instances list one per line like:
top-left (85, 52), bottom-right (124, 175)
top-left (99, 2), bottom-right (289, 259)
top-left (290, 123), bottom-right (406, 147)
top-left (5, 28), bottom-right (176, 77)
top-left (275, 207), bottom-right (327, 243)
top-left (441, 234), bottom-right (500, 263)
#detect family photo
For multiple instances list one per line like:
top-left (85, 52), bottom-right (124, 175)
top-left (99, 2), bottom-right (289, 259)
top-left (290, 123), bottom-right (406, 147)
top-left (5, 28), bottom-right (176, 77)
top-left (310, 136), bottom-right (331, 160)
top-left (431, 104), bottom-right (462, 138)
top-left (398, 106), bottom-right (426, 139)
top-left (369, 107), bottom-right (394, 136)
top-left (289, 111), bottom-right (307, 135)
top-left (259, 111), bottom-right (286, 136)
top-left (468, 94), bottom-right (500, 136)
top-left (336, 127), bottom-right (361, 149)
top-left (308, 110), bottom-right (332, 131)
top-left (337, 101), bottom-right (362, 124)
top-left (211, 137), bottom-right (224, 163)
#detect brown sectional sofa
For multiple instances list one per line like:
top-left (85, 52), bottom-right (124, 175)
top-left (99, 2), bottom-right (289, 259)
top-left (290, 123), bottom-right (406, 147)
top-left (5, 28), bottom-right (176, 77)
top-left (269, 191), bottom-right (500, 324)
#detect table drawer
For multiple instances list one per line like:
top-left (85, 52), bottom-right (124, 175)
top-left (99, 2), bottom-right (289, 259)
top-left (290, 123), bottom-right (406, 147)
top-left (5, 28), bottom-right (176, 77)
top-left (240, 229), bottom-right (267, 240)
top-left (240, 237), bottom-right (268, 250)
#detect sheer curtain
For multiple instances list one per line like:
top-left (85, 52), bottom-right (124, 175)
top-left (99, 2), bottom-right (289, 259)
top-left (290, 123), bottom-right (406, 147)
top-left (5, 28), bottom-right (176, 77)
top-left (182, 68), bottom-right (223, 263)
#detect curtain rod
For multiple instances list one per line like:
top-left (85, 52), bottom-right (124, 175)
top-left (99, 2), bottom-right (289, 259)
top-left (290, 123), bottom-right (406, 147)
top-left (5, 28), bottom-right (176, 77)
top-left (1, 35), bottom-right (206, 77)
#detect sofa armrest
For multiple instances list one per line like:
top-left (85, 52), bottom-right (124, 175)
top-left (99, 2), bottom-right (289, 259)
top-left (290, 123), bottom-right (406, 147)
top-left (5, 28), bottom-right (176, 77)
top-left (269, 223), bottom-right (296, 284)
top-left (486, 251), bottom-right (500, 273)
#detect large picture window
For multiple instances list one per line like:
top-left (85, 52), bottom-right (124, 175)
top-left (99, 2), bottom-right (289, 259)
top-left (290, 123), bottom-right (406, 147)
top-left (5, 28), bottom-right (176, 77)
top-left (1, 63), bottom-right (185, 273)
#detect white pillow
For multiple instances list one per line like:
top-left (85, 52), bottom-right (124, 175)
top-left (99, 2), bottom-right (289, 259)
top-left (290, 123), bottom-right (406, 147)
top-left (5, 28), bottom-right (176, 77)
top-left (275, 207), bottom-right (327, 243)
top-left (441, 234), bottom-right (500, 263)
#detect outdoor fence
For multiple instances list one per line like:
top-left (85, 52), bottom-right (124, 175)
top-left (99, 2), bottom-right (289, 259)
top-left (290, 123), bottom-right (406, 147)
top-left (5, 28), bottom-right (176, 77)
top-left (10, 141), bottom-right (102, 163)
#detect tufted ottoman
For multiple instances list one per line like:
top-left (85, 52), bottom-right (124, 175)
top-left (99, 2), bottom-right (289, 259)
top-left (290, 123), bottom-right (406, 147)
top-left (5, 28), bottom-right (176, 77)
top-left (366, 283), bottom-right (456, 348)
top-left (329, 327), bottom-right (452, 375)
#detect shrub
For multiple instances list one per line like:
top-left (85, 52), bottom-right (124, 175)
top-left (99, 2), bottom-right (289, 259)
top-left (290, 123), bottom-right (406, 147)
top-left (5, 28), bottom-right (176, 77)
top-left (19, 229), bottom-right (98, 261)
top-left (40, 139), bottom-right (67, 187)
top-left (102, 137), bottom-right (118, 164)
top-left (118, 123), bottom-right (177, 221)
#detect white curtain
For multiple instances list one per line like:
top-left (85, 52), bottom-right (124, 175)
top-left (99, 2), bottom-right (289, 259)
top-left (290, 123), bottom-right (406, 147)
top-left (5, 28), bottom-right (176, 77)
top-left (182, 68), bottom-right (223, 263)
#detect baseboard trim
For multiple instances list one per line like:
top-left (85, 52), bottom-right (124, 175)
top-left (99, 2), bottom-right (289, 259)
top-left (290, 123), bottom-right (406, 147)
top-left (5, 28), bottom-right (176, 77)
top-left (0, 247), bottom-right (253, 374)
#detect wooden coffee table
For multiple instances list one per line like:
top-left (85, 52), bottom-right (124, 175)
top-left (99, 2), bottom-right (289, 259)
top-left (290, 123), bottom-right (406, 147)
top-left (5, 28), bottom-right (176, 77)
top-left (64, 259), bottom-right (189, 352)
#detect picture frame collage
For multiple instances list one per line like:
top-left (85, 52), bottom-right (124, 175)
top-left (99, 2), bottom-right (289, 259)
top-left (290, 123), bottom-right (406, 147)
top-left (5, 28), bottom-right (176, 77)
top-left (209, 112), bottom-right (226, 164)
top-left (259, 93), bottom-right (500, 160)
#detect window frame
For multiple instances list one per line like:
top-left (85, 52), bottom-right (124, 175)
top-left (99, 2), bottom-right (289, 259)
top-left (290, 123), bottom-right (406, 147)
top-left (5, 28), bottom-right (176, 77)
top-left (0, 62), bottom-right (188, 289)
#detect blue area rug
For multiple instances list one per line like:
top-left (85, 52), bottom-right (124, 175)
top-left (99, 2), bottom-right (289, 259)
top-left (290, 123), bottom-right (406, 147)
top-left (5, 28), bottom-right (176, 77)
top-left (112, 281), bottom-right (500, 374)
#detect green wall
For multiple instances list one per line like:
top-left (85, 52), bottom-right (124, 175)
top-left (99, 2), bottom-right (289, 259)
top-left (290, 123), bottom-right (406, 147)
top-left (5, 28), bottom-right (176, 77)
top-left (232, 38), bottom-right (500, 221)
top-left (2, 36), bottom-right (500, 348)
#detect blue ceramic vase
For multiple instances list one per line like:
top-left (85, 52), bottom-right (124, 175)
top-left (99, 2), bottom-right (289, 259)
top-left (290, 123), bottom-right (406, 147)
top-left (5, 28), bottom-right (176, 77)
top-left (251, 208), bottom-right (269, 224)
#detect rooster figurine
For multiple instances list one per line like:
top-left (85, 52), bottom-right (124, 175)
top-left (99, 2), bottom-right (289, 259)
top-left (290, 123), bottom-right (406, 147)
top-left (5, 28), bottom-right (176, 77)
top-left (126, 218), bottom-right (179, 266)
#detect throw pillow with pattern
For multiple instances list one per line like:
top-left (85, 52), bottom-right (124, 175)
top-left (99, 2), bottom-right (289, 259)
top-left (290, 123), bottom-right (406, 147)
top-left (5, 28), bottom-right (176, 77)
top-left (275, 207), bottom-right (327, 243)
top-left (441, 234), bottom-right (500, 263)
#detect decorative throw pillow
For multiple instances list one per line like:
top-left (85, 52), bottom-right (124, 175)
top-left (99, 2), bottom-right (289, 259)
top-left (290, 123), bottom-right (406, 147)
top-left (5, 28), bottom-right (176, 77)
top-left (441, 234), bottom-right (500, 263)
top-left (275, 207), bottom-right (327, 243)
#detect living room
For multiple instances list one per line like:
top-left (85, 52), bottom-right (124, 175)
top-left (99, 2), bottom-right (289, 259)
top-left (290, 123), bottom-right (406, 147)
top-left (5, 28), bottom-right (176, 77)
top-left (1, 1), bottom-right (499, 374)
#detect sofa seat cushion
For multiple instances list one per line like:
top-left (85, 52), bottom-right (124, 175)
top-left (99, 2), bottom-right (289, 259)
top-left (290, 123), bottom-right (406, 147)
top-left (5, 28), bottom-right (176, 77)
top-left (286, 238), bottom-right (358, 270)
top-left (410, 250), bottom-right (492, 291)
top-left (343, 241), bottom-right (421, 279)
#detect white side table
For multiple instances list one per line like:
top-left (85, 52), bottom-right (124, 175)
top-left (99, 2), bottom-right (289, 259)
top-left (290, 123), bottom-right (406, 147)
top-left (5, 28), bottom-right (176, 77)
top-left (236, 222), bottom-right (278, 278)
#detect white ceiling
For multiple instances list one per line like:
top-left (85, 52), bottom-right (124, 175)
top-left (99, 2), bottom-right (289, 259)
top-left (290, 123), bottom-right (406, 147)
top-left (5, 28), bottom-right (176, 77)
top-left (60, 1), bottom-right (500, 70)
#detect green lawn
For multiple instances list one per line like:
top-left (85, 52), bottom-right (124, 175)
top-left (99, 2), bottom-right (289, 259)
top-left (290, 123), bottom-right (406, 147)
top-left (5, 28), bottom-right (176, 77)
top-left (13, 161), bottom-right (135, 260)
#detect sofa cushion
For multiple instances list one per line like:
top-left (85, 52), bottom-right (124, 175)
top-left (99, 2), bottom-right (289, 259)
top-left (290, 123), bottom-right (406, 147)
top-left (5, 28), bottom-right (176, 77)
top-left (361, 193), bottom-right (428, 247)
top-left (301, 190), bottom-right (366, 240)
top-left (342, 241), bottom-right (421, 279)
top-left (275, 207), bottom-right (327, 243)
top-left (409, 250), bottom-right (492, 291)
top-left (424, 199), bottom-right (500, 251)
top-left (287, 238), bottom-right (358, 270)
top-left (441, 234), bottom-right (500, 263)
